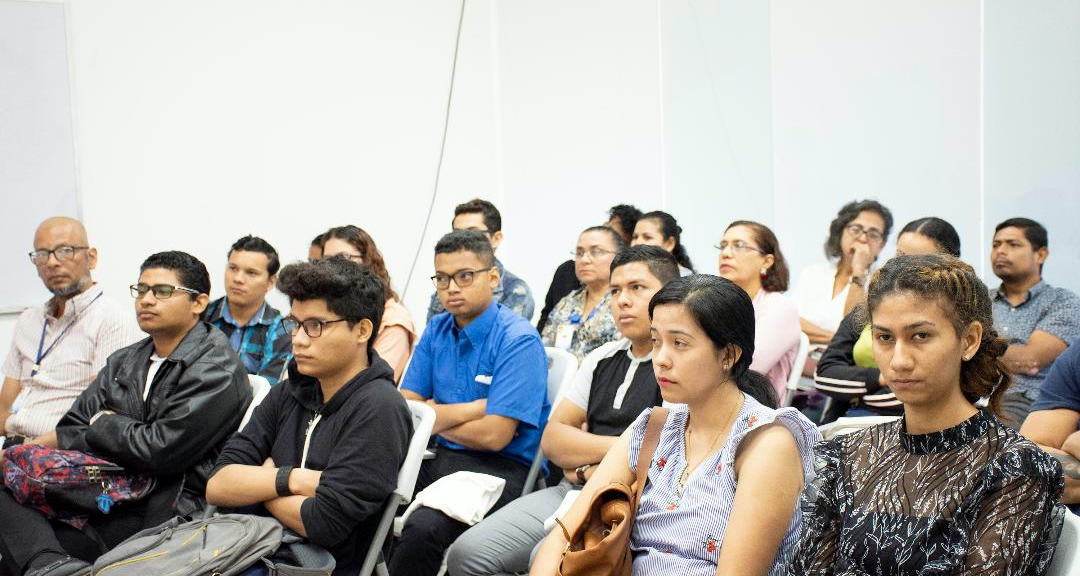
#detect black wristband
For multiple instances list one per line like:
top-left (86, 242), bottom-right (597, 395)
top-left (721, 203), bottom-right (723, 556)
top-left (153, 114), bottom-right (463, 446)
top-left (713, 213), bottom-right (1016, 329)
top-left (276, 466), bottom-right (294, 497)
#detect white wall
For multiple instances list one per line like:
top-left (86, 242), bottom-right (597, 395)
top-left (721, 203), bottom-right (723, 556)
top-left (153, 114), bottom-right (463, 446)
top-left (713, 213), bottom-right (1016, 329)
top-left (4, 0), bottom-right (1080, 358)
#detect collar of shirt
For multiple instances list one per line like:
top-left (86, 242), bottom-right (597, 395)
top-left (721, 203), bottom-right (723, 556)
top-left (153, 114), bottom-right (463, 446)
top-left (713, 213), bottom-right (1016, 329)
top-left (48, 285), bottom-right (105, 321)
top-left (455, 300), bottom-right (500, 347)
top-left (994, 279), bottom-right (1046, 307)
top-left (220, 299), bottom-right (271, 327)
top-left (623, 340), bottom-right (653, 363)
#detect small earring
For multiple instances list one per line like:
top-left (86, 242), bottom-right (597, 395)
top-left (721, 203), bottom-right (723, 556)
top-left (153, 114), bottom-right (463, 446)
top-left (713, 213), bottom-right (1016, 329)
top-left (723, 364), bottom-right (730, 371)
top-left (759, 268), bottom-right (767, 280)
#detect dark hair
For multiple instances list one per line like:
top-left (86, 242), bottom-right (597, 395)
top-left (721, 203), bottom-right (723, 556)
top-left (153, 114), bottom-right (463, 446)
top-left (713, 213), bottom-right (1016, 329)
top-left (995, 217), bottom-right (1048, 251)
top-left (637, 211), bottom-right (694, 272)
top-left (900, 217), bottom-right (961, 257)
top-left (581, 225), bottom-right (627, 253)
top-left (277, 258), bottom-right (386, 352)
top-left (866, 254), bottom-right (1009, 416)
top-left (607, 204), bottom-right (643, 244)
top-left (322, 225), bottom-right (398, 301)
top-left (825, 199), bottom-right (894, 260)
top-left (140, 251), bottom-right (211, 296)
top-left (228, 235), bottom-right (280, 276)
top-left (454, 198), bottom-right (502, 233)
top-left (310, 233), bottom-right (325, 248)
top-left (610, 245), bottom-right (680, 285)
top-left (648, 275), bottom-right (778, 408)
top-left (434, 229), bottom-right (496, 267)
top-left (725, 220), bottom-right (789, 292)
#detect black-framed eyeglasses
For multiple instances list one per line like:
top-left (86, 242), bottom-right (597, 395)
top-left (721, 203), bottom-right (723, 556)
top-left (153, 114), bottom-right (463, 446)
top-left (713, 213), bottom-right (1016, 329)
top-left (431, 268), bottom-right (493, 290)
top-left (130, 283), bottom-right (200, 299)
top-left (845, 224), bottom-right (884, 243)
top-left (281, 317), bottom-right (348, 338)
top-left (572, 247), bottom-right (617, 260)
top-left (29, 246), bottom-right (89, 265)
top-left (714, 240), bottom-right (766, 255)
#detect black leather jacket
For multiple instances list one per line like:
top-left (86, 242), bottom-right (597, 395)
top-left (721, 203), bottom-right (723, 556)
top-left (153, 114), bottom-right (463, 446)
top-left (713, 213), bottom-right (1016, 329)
top-left (56, 321), bottom-right (252, 517)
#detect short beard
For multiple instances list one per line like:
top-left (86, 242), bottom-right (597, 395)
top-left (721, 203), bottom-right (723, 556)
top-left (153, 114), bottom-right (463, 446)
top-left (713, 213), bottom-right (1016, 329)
top-left (50, 275), bottom-right (92, 299)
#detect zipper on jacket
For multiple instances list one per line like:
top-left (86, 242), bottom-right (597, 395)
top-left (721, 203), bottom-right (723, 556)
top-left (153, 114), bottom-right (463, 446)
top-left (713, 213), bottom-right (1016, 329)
top-left (300, 410), bottom-right (322, 469)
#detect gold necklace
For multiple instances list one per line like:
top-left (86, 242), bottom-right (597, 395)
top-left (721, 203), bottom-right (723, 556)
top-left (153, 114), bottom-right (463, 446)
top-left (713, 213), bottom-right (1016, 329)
top-left (677, 393), bottom-right (742, 491)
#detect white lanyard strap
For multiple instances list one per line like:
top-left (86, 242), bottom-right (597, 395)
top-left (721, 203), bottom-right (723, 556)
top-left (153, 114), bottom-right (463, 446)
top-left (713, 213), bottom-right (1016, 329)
top-left (300, 412), bottom-right (322, 469)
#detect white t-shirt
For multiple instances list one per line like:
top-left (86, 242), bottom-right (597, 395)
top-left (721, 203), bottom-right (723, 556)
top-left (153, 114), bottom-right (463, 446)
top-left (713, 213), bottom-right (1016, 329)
top-left (144, 353), bottom-right (167, 401)
top-left (792, 261), bottom-right (849, 333)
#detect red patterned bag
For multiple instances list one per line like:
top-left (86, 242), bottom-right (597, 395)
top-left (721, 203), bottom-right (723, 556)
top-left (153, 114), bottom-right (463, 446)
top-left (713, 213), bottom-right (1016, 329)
top-left (2, 444), bottom-right (155, 528)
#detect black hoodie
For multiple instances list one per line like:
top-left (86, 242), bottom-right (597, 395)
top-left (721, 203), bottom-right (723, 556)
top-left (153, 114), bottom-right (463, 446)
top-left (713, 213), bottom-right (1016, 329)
top-left (211, 352), bottom-right (413, 575)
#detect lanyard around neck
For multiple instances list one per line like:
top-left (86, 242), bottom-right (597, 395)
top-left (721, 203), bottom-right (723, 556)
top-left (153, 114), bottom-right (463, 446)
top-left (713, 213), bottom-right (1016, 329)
top-left (31, 291), bottom-right (103, 377)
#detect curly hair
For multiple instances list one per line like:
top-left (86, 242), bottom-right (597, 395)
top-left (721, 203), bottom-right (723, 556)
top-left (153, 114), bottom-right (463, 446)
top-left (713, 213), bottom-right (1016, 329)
top-left (725, 220), bottom-right (789, 292)
top-left (865, 254), bottom-right (1010, 415)
top-left (321, 225), bottom-right (397, 301)
top-left (277, 258), bottom-right (385, 350)
top-left (824, 199), bottom-right (894, 260)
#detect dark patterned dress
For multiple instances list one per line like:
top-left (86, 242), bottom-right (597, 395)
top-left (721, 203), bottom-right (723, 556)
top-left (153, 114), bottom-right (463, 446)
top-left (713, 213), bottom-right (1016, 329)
top-left (789, 409), bottom-right (1065, 575)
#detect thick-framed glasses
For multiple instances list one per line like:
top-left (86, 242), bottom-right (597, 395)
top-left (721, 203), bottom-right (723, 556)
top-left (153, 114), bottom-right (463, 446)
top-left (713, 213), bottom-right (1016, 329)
top-left (130, 283), bottom-right (200, 299)
top-left (714, 240), bottom-right (766, 255)
top-left (845, 224), bottom-right (884, 243)
top-left (431, 268), bottom-right (492, 290)
top-left (281, 317), bottom-right (348, 338)
top-left (572, 247), bottom-right (617, 260)
top-left (29, 246), bottom-right (89, 265)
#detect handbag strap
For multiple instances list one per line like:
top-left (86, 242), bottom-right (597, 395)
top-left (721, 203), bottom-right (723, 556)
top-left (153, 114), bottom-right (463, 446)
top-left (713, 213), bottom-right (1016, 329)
top-left (633, 407), bottom-right (669, 503)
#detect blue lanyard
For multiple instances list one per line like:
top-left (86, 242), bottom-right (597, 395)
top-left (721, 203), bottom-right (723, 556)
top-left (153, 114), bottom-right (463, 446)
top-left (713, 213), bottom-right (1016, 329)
top-left (31, 291), bottom-right (103, 377)
top-left (569, 304), bottom-right (600, 325)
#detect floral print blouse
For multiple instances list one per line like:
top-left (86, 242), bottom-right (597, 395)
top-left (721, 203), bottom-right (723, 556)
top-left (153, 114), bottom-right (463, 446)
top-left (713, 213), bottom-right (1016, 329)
top-left (540, 286), bottom-right (617, 362)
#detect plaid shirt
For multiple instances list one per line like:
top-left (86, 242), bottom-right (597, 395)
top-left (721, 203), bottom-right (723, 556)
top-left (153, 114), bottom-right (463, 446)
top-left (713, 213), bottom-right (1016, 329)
top-left (204, 297), bottom-right (292, 385)
top-left (993, 280), bottom-right (1080, 400)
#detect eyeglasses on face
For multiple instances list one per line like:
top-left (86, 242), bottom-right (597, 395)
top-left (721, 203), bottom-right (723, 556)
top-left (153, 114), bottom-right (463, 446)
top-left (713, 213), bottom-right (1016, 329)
top-left (430, 268), bottom-right (492, 290)
top-left (846, 224), bottom-right (884, 243)
top-left (572, 247), bottom-right (617, 260)
top-left (714, 240), bottom-right (766, 255)
top-left (281, 317), bottom-right (348, 338)
top-left (130, 283), bottom-right (200, 299)
top-left (29, 246), bottom-right (89, 265)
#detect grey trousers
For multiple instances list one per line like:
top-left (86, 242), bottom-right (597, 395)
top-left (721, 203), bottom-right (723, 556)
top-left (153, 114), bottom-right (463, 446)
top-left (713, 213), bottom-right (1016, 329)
top-left (445, 480), bottom-right (574, 576)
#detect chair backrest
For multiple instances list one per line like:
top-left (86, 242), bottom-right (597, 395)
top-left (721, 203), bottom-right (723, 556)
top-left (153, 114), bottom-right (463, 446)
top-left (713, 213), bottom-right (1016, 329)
top-left (1048, 507), bottom-right (1080, 575)
top-left (545, 347), bottom-right (578, 406)
top-left (786, 332), bottom-right (811, 394)
top-left (239, 374), bottom-right (272, 431)
top-left (358, 400), bottom-right (436, 576)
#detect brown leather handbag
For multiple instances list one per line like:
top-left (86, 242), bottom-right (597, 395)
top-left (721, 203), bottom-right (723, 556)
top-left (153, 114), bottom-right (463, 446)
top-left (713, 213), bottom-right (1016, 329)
top-left (555, 407), bottom-right (668, 576)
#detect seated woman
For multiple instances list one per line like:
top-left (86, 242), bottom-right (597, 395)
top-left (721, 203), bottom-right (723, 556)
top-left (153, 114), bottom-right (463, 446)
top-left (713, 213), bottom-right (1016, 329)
top-left (792, 200), bottom-right (893, 345)
top-left (790, 254), bottom-right (1065, 575)
top-left (814, 217), bottom-right (962, 419)
top-left (540, 226), bottom-right (624, 361)
top-left (531, 275), bottom-right (821, 576)
top-left (320, 225), bottom-right (416, 382)
top-left (716, 221), bottom-right (801, 402)
top-left (631, 210), bottom-right (694, 276)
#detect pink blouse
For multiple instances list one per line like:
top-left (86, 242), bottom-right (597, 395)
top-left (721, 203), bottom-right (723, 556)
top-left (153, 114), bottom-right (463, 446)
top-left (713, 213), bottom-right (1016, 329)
top-left (374, 298), bottom-right (417, 383)
top-left (749, 290), bottom-right (801, 402)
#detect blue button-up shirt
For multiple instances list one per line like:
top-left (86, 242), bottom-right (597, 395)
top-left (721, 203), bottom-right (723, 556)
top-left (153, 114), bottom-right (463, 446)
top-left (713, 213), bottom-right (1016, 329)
top-left (204, 297), bottom-right (292, 385)
top-left (402, 300), bottom-right (549, 467)
top-left (992, 280), bottom-right (1080, 400)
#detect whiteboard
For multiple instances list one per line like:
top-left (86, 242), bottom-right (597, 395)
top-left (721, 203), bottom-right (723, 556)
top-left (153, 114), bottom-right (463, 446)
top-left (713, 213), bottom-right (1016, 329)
top-left (0, 0), bottom-right (79, 313)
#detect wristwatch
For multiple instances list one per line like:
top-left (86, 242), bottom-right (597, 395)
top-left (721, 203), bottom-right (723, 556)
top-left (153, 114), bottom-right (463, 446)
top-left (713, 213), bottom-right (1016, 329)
top-left (276, 465), bottom-right (294, 497)
top-left (575, 464), bottom-right (591, 485)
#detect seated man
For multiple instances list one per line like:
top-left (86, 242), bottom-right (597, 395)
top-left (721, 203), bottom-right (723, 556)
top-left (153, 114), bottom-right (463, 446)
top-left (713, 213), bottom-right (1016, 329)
top-left (392, 230), bottom-right (549, 576)
top-left (447, 245), bottom-right (679, 576)
top-left (426, 199), bottom-right (534, 322)
top-left (2, 217), bottom-right (138, 449)
top-left (0, 251), bottom-right (251, 576)
top-left (203, 235), bottom-right (292, 385)
top-left (208, 258), bottom-right (412, 576)
top-left (990, 218), bottom-right (1080, 427)
top-left (1020, 337), bottom-right (1080, 513)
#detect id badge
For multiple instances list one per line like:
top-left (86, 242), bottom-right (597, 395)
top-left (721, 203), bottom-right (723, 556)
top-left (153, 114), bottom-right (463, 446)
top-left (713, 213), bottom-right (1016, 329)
top-left (554, 323), bottom-right (576, 351)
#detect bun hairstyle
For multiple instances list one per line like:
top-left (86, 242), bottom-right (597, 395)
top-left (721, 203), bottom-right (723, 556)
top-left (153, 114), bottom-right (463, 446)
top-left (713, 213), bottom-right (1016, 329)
top-left (639, 211), bottom-right (694, 272)
top-left (865, 254), bottom-right (1010, 415)
top-left (649, 274), bottom-right (778, 408)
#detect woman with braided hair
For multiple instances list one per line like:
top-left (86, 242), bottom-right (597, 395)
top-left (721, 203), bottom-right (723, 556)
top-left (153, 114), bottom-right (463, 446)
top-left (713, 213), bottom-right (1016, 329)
top-left (789, 254), bottom-right (1065, 576)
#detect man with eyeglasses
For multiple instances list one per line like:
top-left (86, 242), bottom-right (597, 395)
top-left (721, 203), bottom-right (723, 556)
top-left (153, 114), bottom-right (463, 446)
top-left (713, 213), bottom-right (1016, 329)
top-left (0, 251), bottom-right (251, 575)
top-left (1, 217), bottom-right (137, 451)
top-left (425, 198), bottom-right (535, 322)
top-left (208, 258), bottom-right (412, 575)
top-left (391, 230), bottom-right (549, 576)
top-left (203, 235), bottom-right (292, 385)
